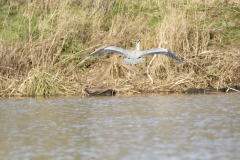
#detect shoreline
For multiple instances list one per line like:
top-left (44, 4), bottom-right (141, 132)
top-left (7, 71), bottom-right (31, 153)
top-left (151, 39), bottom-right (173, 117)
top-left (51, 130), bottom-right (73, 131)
top-left (0, 86), bottom-right (239, 98)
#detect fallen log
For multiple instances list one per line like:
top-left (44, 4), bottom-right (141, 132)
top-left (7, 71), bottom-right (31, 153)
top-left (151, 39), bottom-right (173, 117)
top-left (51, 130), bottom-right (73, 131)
top-left (84, 88), bottom-right (116, 96)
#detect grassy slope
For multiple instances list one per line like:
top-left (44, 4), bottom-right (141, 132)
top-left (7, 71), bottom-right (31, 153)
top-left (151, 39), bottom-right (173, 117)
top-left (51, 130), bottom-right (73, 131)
top-left (0, 0), bottom-right (239, 96)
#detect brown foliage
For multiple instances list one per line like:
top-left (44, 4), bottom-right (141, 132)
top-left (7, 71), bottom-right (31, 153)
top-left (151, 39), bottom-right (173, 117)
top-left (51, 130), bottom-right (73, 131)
top-left (0, 0), bottom-right (239, 96)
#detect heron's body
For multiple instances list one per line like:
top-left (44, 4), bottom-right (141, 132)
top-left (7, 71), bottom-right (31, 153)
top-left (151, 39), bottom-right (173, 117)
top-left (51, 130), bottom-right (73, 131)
top-left (87, 40), bottom-right (186, 65)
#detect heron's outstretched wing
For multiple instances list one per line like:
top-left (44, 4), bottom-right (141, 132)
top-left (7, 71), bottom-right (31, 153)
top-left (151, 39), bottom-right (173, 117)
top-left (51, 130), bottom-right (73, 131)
top-left (142, 48), bottom-right (186, 64)
top-left (89, 46), bottom-right (127, 57)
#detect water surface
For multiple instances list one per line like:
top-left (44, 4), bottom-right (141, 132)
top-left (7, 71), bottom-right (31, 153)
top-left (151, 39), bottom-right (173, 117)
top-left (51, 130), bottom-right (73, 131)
top-left (0, 94), bottom-right (240, 160)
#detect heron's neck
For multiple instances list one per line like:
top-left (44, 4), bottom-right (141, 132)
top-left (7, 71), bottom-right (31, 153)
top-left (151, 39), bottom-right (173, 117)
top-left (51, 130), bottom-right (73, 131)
top-left (136, 41), bottom-right (140, 51)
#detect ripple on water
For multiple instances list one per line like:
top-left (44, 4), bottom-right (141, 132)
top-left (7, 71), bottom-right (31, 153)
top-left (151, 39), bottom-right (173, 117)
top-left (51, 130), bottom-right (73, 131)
top-left (0, 94), bottom-right (239, 159)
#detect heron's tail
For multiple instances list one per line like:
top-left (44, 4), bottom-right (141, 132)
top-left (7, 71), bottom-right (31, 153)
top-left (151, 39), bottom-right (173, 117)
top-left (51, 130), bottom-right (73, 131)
top-left (122, 58), bottom-right (145, 65)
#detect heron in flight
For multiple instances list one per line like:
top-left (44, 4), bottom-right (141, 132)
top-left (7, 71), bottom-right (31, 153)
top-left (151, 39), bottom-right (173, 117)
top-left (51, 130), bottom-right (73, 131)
top-left (87, 40), bottom-right (186, 65)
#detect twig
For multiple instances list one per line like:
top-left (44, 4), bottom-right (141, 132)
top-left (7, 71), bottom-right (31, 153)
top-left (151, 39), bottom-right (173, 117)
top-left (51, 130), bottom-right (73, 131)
top-left (86, 0), bottom-right (95, 18)
top-left (66, 44), bottom-right (100, 75)
top-left (66, 57), bottom-right (90, 75)
top-left (224, 84), bottom-right (240, 93)
top-left (170, 71), bottom-right (194, 88)
top-left (147, 54), bottom-right (156, 84)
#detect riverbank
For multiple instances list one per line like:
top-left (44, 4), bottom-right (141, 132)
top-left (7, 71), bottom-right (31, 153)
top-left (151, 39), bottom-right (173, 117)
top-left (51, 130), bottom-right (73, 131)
top-left (0, 0), bottom-right (239, 97)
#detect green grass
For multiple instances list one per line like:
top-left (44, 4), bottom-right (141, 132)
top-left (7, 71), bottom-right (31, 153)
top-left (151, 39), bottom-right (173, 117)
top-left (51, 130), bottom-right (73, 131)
top-left (60, 36), bottom-right (85, 67)
top-left (0, 4), bottom-right (26, 43)
top-left (206, 2), bottom-right (240, 46)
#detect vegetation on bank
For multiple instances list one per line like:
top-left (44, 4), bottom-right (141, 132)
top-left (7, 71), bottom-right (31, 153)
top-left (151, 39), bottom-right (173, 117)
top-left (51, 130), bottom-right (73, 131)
top-left (0, 0), bottom-right (239, 96)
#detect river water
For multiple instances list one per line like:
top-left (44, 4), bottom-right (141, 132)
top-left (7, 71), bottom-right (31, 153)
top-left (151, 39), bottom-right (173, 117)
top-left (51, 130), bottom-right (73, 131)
top-left (0, 93), bottom-right (239, 160)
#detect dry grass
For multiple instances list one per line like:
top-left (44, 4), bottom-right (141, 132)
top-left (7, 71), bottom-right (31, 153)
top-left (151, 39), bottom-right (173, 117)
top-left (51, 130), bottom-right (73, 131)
top-left (0, 0), bottom-right (239, 96)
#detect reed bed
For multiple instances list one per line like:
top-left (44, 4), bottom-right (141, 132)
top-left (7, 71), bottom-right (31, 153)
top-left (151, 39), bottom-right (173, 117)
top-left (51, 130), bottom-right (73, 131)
top-left (0, 0), bottom-right (239, 96)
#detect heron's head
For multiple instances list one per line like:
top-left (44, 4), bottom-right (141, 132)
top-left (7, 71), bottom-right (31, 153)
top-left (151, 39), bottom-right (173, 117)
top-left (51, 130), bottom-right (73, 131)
top-left (136, 40), bottom-right (141, 50)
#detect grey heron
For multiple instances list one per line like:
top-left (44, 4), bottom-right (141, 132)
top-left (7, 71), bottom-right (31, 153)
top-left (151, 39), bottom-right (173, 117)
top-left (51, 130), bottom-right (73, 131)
top-left (87, 40), bottom-right (186, 65)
